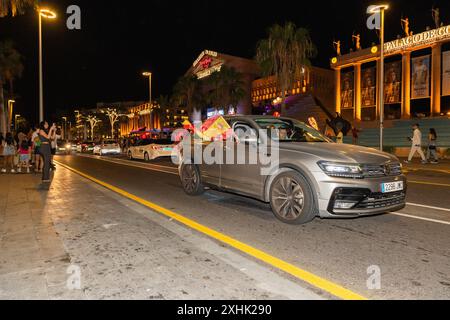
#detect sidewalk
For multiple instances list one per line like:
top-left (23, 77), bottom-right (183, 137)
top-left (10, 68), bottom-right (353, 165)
top-left (0, 167), bottom-right (321, 300)
top-left (400, 158), bottom-right (450, 173)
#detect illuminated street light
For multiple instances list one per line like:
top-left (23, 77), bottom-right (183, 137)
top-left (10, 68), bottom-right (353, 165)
top-left (142, 71), bottom-right (153, 129)
top-left (7, 100), bottom-right (15, 131)
top-left (367, 4), bottom-right (388, 151)
top-left (14, 114), bottom-right (21, 131)
top-left (38, 7), bottom-right (57, 122)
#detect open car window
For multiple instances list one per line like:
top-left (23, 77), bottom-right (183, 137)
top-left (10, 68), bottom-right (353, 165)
top-left (254, 118), bottom-right (331, 143)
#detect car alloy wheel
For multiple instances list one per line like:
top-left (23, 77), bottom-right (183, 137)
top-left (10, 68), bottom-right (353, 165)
top-left (269, 171), bottom-right (316, 224)
top-left (180, 164), bottom-right (204, 196)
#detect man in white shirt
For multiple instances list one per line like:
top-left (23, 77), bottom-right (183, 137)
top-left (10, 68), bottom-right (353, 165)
top-left (404, 124), bottom-right (427, 164)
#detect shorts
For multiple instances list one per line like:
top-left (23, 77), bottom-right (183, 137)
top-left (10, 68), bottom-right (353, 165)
top-left (20, 154), bottom-right (30, 162)
top-left (35, 147), bottom-right (41, 155)
top-left (51, 148), bottom-right (56, 155)
top-left (3, 146), bottom-right (15, 156)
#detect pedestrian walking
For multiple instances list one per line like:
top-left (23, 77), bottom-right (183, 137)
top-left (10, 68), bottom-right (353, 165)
top-left (404, 123), bottom-right (427, 164)
top-left (38, 121), bottom-right (56, 183)
top-left (427, 128), bottom-right (438, 164)
top-left (2, 133), bottom-right (17, 173)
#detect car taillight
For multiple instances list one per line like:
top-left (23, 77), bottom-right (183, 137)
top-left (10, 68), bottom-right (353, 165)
top-left (152, 146), bottom-right (160, 150)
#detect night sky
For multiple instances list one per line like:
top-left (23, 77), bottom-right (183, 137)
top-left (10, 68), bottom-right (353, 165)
top-left (0, 0), bottom-right (449, 124)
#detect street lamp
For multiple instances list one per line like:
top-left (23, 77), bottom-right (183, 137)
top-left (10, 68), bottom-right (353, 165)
top-left (14, 114), bottom-right (21, 131)
top-left (367, 4), bottom-right (388, 151)
top-left (62, 116), bottom-right (68, 140)
top-left (142, 71), bottom-right (153, 129)
top-left (38, 7), bottom-right (57, 123)
top-left (8, 100), bottom-right (15, 131)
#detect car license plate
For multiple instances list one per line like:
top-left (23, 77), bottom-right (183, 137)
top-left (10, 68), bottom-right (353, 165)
top-left (381, 181), bottom-right (404, 193)
top-left (163, 147), bottom-right (173, 151)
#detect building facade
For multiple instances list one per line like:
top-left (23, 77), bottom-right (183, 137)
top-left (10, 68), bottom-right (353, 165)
top-left (331, 24), bottom-right (450, 122)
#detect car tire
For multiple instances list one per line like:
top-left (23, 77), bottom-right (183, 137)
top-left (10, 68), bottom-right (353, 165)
top-left (128, 151), bottom-right (133, 160)
top-left (180, 163), bottom-right (204, 196)
top-left (269, 171), bottom-right (316, 225)
top-left (144, 152), bottom-right (150, 162)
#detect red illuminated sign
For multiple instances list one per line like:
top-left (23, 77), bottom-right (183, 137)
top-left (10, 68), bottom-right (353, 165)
top-left (199, 56), bottom-right (212, 70)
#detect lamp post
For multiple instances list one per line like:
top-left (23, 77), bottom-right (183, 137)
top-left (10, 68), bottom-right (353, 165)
top-left (367, 4), bottom-right (388, 152)
top-left (7, 100), bottom-right (15, 131)
top-left (38, 8), bottom-right (57, 123)
top-left (62, 116), bottom-right (67, 140)
top-left (14, 114), bottom-right (21, 131)
top-left (142, 72), bottom-right (153, 129)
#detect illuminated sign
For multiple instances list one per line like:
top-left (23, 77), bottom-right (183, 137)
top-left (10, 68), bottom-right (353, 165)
top-left (192, 50), bottom-right (223, 79)
top-left (193, 50), bottom-right (218, 67)
top-left (385, 25), bottom-right (450, 54)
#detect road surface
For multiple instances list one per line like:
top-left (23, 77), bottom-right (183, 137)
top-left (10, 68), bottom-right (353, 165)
top-left (55, 154), bottom-right (450, 300)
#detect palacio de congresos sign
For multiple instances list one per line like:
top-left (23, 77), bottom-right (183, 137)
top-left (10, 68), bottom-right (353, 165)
top-left (385, 25), bottom-right (450, 54)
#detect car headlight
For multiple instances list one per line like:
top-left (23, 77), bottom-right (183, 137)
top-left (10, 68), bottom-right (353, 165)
top-left (318, 161), bottom-right (363, 179)
top-left (65, 144), bottom-right (71, 149)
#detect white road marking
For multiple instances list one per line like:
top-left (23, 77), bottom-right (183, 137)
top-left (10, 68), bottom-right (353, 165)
top-left (406, 203), bottom-right (450, 212)
top-left (390, 212), bottom-right (450, 226)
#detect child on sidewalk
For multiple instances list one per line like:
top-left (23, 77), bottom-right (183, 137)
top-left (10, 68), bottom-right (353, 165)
top-left (18, 139), bottom-right (31, 173)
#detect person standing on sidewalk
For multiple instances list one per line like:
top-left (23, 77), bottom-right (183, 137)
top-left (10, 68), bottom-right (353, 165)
top-left (38, 121), bottom-right (56, 183)
top-left (17, 138), bottom-right (31, 174)
top-left (427, 128), bottom-right (438, 164)
top-left (404, 123), bottom-right (427, 164)
top-left (2, 133), bottom-right (17, 173)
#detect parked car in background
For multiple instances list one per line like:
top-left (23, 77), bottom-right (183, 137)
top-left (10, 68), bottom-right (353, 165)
top-left (179, 115), bottom-right (406, 225)
top-left (128, 138), bottom-right (176, 161)
top-left (93, 140), bottom-right (121, 156)
top-left (56, 140), bottom-right (72, 155)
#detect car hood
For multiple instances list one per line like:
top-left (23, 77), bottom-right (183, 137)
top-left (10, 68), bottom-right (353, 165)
top-left (278, 142), bottom-right (398, 165)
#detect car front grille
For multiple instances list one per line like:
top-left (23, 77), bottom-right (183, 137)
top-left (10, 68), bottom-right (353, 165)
top-left (355, 191), bottom-right (406, 210)
top-left (362, 162), bottom-right (402, 178)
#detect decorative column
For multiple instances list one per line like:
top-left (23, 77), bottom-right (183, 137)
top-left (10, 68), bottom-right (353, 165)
top-left (401, 51), bottom-right (411, 119)
top-left (354, 63), bottom-right (362, 120)
top-left (335, 67), bottom-right (341, 114)
top-left (431, 44), bottom-right (442, 116)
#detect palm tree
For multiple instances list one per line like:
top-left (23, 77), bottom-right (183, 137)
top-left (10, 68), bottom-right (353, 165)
top-left (206, 66), bottom-right (246, 114)
top-left (172, 75), bottom-right (202, 121)
top-left (220, 66), bottom-right (246, 114)
top-left (0, 0), bottom-right (36, 17)
top-left (0, 40), bottom-right (23, 133)
top-left (256, 22), bottom-right (316, 115)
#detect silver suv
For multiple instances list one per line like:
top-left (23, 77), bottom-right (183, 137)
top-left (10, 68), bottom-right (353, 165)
top-left (179, 116), bottom-right (406, 224)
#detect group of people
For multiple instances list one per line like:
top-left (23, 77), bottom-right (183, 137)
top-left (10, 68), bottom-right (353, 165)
top-left (405, 124), bottom-right (439, 164)
top-left (0, 121), bottom-right (60, 183)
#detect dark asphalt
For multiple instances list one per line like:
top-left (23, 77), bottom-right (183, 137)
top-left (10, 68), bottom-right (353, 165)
top-left (55, 154), bottom-right (450, 300)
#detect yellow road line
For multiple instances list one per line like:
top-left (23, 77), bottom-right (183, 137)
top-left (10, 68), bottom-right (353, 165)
top-left (408, 180), bottom-right (450, 187)
top-left (55, 160), bottom-right (367, 301)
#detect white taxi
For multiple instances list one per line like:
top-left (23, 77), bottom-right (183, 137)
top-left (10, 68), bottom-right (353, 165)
top-left (128, 138), bottom-right (176, 161)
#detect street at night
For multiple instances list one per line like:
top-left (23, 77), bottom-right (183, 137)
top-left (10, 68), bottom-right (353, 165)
top-left (1, 0), bottom-right (450, 308)
top-left (46, 153), bottom-right (449, 300)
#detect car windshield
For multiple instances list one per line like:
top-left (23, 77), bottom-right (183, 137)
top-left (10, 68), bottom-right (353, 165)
top-left (104, 141), bottom-right (116, 145)
top-left (254, 118), bottom-right (331, 143)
